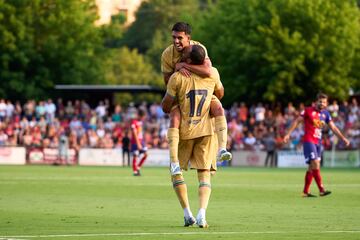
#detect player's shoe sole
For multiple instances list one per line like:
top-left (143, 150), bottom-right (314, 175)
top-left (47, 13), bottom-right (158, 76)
top-left (320, 190), bottom-right (331, 197)
top-left (184, 216), bottom-right (196, 227)
top-left (302, 193), bottom-right (317, 198)
top-left (217, 150), bottom-right (232, 162)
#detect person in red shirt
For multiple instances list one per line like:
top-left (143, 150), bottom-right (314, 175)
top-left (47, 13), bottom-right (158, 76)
top-left (130, 109), bottom-right (148, 176)
top-left (284, 93), bottom-right (350, 197)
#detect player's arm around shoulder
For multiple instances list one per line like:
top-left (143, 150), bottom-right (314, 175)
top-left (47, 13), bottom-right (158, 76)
top-left (161, 74), bottom-right (178, 114)
top-left (180, 58), bottom-right (212, 78)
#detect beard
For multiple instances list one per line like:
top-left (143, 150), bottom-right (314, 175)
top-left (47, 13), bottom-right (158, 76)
top-left (316, 103), bottom-right (326, 111)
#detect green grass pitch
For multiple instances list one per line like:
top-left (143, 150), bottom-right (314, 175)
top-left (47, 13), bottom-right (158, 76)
top-left (0, 165), bottom-right (359, 240)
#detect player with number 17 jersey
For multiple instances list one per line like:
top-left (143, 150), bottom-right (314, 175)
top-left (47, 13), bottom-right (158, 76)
top-left (167, 67), bottom-right (222, 140)
top-left (301, 106), bottom-right (332, 145)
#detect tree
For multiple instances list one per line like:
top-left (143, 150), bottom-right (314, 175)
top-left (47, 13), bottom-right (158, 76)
top-left (104, 47), bottom-right (162, 86)
top-left (197, 0), bottom-right (360, 105)
top-left (349, 48), bottom-right (360, 93)
top-left (99, 13), bottom-right (126, 48)
top-left (0, 0), bottom-right (106, 100)
top-left (103, 47), bottom-right (163, 104)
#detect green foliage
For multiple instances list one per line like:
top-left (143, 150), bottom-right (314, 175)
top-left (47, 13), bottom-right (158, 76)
top-left (145, 29), bottom-right (169, 72)
top-left (0, 0), bottom-right (106, 100)
top-left (103, 47), bottom-right (163, 105)
top-left (198, 0), bottom-right (360, 105)
top-left (104, 47), bottom-right (162, 86)
top-left (100, 13), bottom-right (126, 48)
top-left (349, 49), bottom-right (360, 93)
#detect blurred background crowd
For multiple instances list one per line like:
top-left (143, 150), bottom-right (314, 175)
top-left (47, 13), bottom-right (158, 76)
top-left (0, 97), bottom-right (358, 153)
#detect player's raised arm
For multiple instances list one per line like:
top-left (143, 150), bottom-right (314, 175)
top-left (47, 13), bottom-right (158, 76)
top-left (283, 116), bottom-right (303, 143)
top-left (328, 121), bottom-right (350, 146)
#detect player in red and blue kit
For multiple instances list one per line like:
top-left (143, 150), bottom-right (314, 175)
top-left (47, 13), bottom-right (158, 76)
top-left (284, 93), bottom-right (350, 197)
top-left (130, 109), bottom-right (148, 176)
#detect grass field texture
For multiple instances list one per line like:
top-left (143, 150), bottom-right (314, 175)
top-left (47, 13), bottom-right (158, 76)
top-left (0, 166), bottom-right (359, 240)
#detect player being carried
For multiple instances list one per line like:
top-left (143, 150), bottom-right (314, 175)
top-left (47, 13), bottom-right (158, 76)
top-left (161, 22), bottom-right (231, 176)
top-left (283, 93), bottom-right (350, 197)
top-left (162, 45), bottom-right (220, 228)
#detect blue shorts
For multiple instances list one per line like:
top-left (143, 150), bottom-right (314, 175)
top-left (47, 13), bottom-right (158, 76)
top-left (303, 142), bottom-right (322, 164)
top-left (131, 142), bottom-right (147, 156)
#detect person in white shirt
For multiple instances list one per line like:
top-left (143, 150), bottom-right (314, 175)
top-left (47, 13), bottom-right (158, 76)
top-left (45, 99), bottom-right (56, 123)
top-left (0, 99), bottom-right (6, 121)
top-left (254, 103), bottom-right (266, 123)
top-left (6, 100), bottom-right (15, 119)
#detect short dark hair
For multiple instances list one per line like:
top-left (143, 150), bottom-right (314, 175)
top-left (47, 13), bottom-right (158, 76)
top-left (316, 92), bottom-right (328, 100)
top-left (190, 45), bottom-right (206, 65)
top-left (138, 109), bottom-right (146, 118)
top-left (172, 22), bottom-right (191, 35)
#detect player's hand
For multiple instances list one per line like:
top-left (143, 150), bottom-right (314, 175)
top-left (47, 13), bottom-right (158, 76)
top-left (343, 138), bottom-right (350, 147)
top-left (139, 146), bottom-right (148, 154)
top-left (283, 134), bottom-right (290, 144)
top-left (179, 68), bottom-right (191, 77)
top-left (175, 62), bottom-right (185, 71)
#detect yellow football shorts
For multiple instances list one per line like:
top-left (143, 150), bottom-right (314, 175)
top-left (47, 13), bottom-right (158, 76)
top-left (178, 134), bottom-right (217, 171)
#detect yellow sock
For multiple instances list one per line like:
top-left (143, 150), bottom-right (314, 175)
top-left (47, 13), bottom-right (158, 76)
top-left (167, 128), bottom-right (179, 163)
top-left (172, 175), bottom-right (190, 209)
top-left (198, 170), bottom-right (211, 210)
top-left (215, 116), bottom-right (227, 150)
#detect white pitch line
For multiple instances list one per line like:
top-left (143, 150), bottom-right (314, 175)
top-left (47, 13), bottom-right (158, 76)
top-left (0, 238), bottom-right (27, 240)
top-left (1, 230), bottom-right (360, 238)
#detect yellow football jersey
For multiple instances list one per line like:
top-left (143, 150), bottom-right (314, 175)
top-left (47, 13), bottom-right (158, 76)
top-left (166, 71), bottom-right (216, 140)
top-left (161, 40), bottom-right (209, 74)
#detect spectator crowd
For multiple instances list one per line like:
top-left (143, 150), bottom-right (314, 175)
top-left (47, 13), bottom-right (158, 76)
top-left (0, 97), bottom-right (359, 154)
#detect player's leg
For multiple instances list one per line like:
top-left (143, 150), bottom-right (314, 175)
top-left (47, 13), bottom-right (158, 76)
top-left (303, 165), bottom-right (315, 197)
top-left (138, 151), bottom-right (148, 167)
top-left (176, 139), bottom-right (195, 226)
top-left (168, 106), bottom-right (181, 175)
top-left (131, 144), bottom-right (140, 176)
top-left (171, 174), bottom-right (195, 226)
top-left (210, 96), bottom-right (232, 162)
top-left (137, 143), bottom-right (148, 170)
top-left (132, 155), bottom-right (139, 176)
top-left (311, 145), bottom-right (331, 196)
top-left (196, 169), bottom-right (211, 228)
top-left (191, 136), bottom-right (214, 228)
top-left (302, 142), bottom-right (316, 197)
